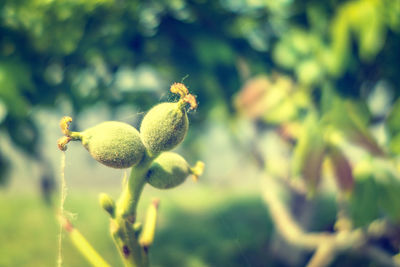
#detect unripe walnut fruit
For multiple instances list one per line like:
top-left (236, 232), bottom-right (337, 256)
top-left (146, 152), bottom-right (191, 189)
top-left (81, 121), bottom-right (145, 168)
top-left (140, 102), bottom-right (188, 156)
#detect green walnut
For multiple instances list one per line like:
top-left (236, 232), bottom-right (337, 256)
top-left (140, 102), bottom-right (188, 156)
top-left (81, 121), bottom-right (145, 168)
top-left (146, 152), bottom-right (191, 189)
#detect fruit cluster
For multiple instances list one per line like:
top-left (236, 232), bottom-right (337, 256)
top-left (57, 83), bottom-right (203, 189)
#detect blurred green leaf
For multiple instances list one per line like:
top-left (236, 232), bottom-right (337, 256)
top-left (324, 9), bottom-right (350, 77)
top-left (5, 117), bottom-right (39, 155)
top-left (324, 97), bottom-right (384, 156)
top-left (295, 59), bottom-right (322, 86)
top-left (0, 151), bottom-right (10, 186)
top-left (386, 98), bottom-right (400, 137)
top-left (193, 36), bottom-right (235, 67)
top-left (320, 83), bottom-right (337, 115)
top-left (350, 167), bottom-right (380, 227)
top-left (273, 41), bottom-right (298, 69)
top-left (154, 196), bottom-right (274, 267)
top-left (0, 61), bottom-right (33, 118)
top-left (350, 159), bottom-right (400, 227)
top-left (389, 134), bottom-right (400, 154)
top-left (350, 0), bottom-right (386, 61)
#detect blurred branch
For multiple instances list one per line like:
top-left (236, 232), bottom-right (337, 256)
top-left (363, 246), bottom-right (400, 267)
top-left (334, 194), bottom-right (352, 232)
top-left (60, 216), bottom-right (111, 267)
top-left (306, 244), bottom-right (336, 267)
top-left (278, 174), bottom-right (308, 196)
top-left (261, 176), bottom-right (400, 267)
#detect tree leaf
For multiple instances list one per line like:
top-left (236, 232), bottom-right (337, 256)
top-left (350, 159), bottom-right (400, 227)
top-left (349, 170), bottom-right (380, 227)
top-left (292, 113), bottom-right (325, 193)
top-left (386, 98), bottom-right (400, 138)
top-left (327, 145), bottom-right (354, 193)
top-left (389, 133), bottom-right (400, 154)
top-left (0, 151), bottom-right (10, 186)
top-left (324, 97), bottom-right (385, 156)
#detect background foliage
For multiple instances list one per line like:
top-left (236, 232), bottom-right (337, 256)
top-left (1, 0), bottom-right (400, 266)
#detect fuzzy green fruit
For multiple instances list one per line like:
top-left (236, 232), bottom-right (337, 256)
top-left (81, 121), bottom-right (145, 168)
top-left (140, 102), bottom-right (188, 156)
top-left (146, 152), bottom-right (191, 189)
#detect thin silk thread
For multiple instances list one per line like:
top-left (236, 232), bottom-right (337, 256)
top-left (58, 152), bottom-right (67, 267)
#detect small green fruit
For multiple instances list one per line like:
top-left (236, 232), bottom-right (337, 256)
top-left (140, 102), bottom-right (188, 156)
top-left (81, 121), bottom-right (145, 168)
top-left (146, 152), bottom-right (191, 189)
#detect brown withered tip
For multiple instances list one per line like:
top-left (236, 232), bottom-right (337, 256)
top-left (152, 198), bottom-right (160, 209)
top-left (170, 82), bottom-right (189, 97)
top-left (59, 215), bottom-right (74, 232)
top-left (57, 136), bottom-right (71, 151)
top-left (183, 94), bottom-right (198, 110)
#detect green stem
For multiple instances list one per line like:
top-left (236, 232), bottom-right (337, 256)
top-left (112, 152), bottom-right (155, 267)
top-left (112, 219), bottom-right (148, 267)
top-left (116, 153), bottom-right (154, 220)
top-left (69, 131), bottom-right (83, 140)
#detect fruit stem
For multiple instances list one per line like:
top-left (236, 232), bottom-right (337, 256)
top-left (112, 151), bottom-right (156, 267)
top-left (116, 151), bottom-right (154, 220)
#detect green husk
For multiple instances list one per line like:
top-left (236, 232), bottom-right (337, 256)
top-left (81, 121), bottom-right (145, 168)
top-left (140, 102), bottom-right (188, 156)
top-left (146, 152), bottom-right (191, 189)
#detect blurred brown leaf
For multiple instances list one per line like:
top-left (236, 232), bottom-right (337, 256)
top-left (328, 145), bottom-right (354, 193)
top-left (235, 76), bottom-right (270, 119)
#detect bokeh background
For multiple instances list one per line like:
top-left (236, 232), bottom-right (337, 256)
top-left (1, 0), bottom-right (400, 266)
